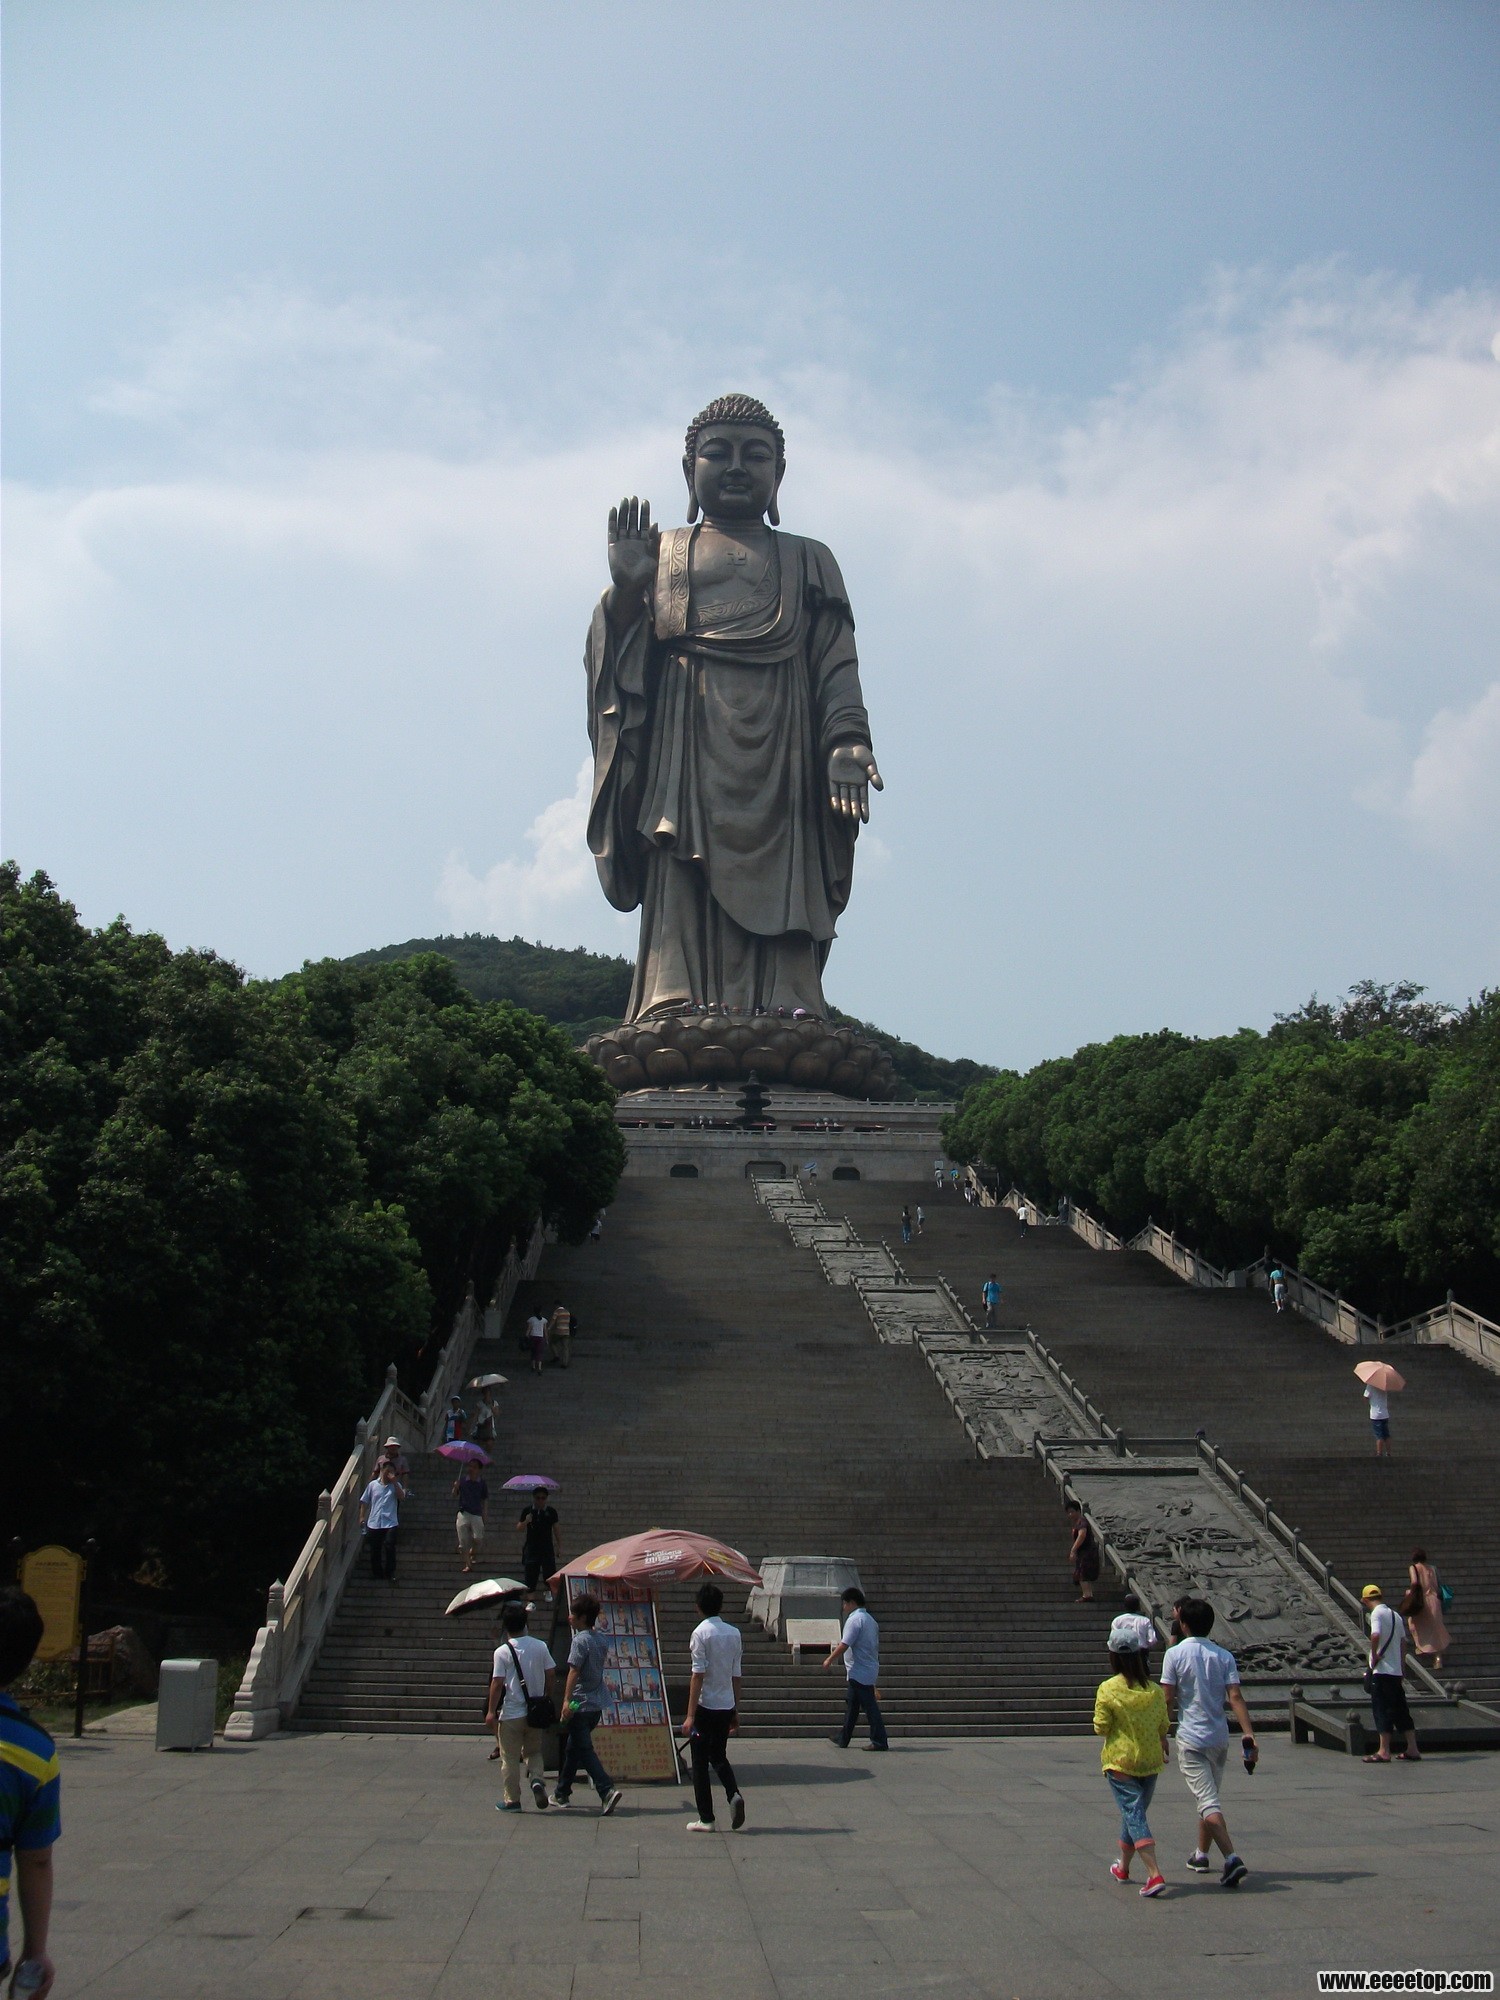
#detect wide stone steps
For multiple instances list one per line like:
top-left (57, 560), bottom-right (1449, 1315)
top-left (296, 1178), bottom-right (1121, 1739)
top-left (836, 1182), bottom-right (1500, 1708)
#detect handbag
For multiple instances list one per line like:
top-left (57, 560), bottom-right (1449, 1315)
top-left (1439, 1582), bottom-right (1454, 1609)
top-left (1397, 1582), bottom-right (1423, 1618)
top-left (505, 1640), bottom-right (557, 1730)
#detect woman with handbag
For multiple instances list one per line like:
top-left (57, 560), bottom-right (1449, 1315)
top-left (1404, 1548), bottom-right (1451, 1673)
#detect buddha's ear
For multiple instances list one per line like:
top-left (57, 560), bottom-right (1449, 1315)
top-left (682, 454), bottom-right (700, 524)
top-left (768, 467), bottom-right (783, 528)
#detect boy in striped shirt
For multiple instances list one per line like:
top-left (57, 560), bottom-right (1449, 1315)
top-left (1, 1588), bottom-right (61, 1996)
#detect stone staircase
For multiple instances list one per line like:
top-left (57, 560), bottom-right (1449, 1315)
top-left (295, 1178), bottom-right (1123, 1737)
top-left (835, 1181), bottom-right (1500, 1708)
top-left (297, 1170), bottom-right (1500, 1738)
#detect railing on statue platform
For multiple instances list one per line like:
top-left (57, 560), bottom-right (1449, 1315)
top-left (226, 1217), bottom-right (548, 1740)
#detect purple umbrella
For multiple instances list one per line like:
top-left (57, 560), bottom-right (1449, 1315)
top-left (437, 1441), bottom-right (491, 1465)
top-left (501, 1473), bottom-right (559, 1491)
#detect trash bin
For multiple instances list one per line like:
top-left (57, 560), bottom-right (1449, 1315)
top-left (156, 1658), bottom-right (217, 1750)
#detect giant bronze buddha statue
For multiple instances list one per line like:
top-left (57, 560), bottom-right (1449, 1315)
top-left (583, 394), bottom-right (893, 1097)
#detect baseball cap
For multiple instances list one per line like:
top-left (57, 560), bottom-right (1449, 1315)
top-left (1360, 1584), bottom-right (1383, 1601)
top-left (1107, 1615), bottom-right (1144, 1652)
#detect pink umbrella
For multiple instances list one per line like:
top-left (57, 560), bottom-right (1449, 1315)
top-left (502, 1473), bottom-right (559, 1491)
top-left (552, 1527), bottom-right (761, 1590)
top-left (1354, 1360), bottom-right (1407, 1393)
top-left (437, 1441), bottom-right (491, 1464)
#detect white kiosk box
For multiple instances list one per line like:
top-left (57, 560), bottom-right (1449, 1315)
top-left (156, 1658), bottom-right (217, 1750)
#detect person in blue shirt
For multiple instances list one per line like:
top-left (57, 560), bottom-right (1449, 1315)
top-left (982, 1274), bottom-right (1003, 1328)
top-left (824, 1587), bottom-right (888, 1751)
top-left (1, 1588), bottom-right (61, 1998)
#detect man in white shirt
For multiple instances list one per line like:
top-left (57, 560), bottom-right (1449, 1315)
top-left (681, 1583), bottom-right (745, 1832)
top-left (823, 1587), bottom-right (888, 1750)
top-left (1364, 1383), bottom-right (1392, 1458)
top-left (484, 1603), bottom-right (557, 1811)
top-left (358, 1462), bottom-right (405, 1582)
top-left (1361, 1584), bottom-right (1420, 1763)
top-left (1160, 1598), bottom-right (1257, 1888)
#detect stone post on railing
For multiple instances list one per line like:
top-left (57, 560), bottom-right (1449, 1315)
top-left (224, 1579), bottom-right (286, 1741)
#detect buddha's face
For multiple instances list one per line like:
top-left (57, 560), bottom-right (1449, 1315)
top-left (686, 423), bottom-right (781, 523)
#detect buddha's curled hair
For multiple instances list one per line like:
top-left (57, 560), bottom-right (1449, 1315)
top-left (684, 394), bottom-right (785, 469)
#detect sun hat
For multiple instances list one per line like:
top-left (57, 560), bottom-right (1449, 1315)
top-left (383, 1435), bottom-right (401, 1448)
top-left (1360, 1584), bottom-right (1383, 1601)
top-left (1107, 1615), bottom-right (1144, 1652)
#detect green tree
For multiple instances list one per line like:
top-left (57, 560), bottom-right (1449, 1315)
top-left (277, 954), bottom-right (624, 1331)
top-left (2, 871), bottom-right (626, 1624)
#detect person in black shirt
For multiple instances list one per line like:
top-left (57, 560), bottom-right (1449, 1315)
top-left (518, 1488), bottom-right (561, 1593)
top-left (1066, 1499), bottom-right (1100, 1604)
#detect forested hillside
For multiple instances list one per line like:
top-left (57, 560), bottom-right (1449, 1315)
top-left (2, 868), bottom-right (623, 1620)
top-left (349, 933), bottom-right (993, 1100)
top-left (945, 981), bottom-right (1500, 1321)
top-left (348, 933), bottom-right (631, 1042)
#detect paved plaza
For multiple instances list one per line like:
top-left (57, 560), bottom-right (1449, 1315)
top-left (49, 1729), bottom-right (1497, 1999)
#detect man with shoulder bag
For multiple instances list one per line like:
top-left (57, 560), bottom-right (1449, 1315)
top-left (1360, 1583), bottom-right (1421, 1764)
top-left (485, 1603), bottom-right (557, 1811)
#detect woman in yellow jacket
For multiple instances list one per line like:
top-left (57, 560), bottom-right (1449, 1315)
top-left (1094, 1621), bottom-right (1170, 1897)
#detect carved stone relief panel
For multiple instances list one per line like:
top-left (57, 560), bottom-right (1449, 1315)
top-left (854, 1281), bottom-right (968, 1343)
top-left (1067, 1468), bottom-right (1365, 1679)
top-left (917, 1333), bottom-right (1095, 1453)
top-left (786, 1219), bottom-right (857, 1248)
top-left (815, 1244), bottom-right (900, 1287)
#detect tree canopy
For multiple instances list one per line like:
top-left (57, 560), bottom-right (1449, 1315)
top-left (1, 867), bottom-right (623, 1622)
top-left (944, 982), bottom-right (1500, 1320)
top-left (347, 933), bottom-right (995, 1100)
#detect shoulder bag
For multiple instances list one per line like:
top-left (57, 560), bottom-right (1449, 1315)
top-left (506, 1640), bottom-right (557, 1729)
top-left (1363, 1612), bottom-right (1405, 1695)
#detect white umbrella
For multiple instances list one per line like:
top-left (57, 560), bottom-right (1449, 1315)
top-left (469, 1372), bottom-right (508, 1389)
top-left (444, 1577), bottom-right (528, 1617)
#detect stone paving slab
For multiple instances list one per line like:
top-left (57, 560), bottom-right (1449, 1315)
top-left (46, 1731), bottom-right (1497, 1998)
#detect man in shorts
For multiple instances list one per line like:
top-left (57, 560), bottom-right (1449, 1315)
top-left (1160, 1598), bottom-right (1256, 1887)
top-left (1364, 1381), bottom-right (1393, 1458)
top-left (453, 1463), bottom-right (488, 1573)
top-left (1361, 1584), bottom-right (1421, 1763)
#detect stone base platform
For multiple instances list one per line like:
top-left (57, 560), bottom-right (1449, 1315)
top-left (614, 1087), bottom-right (950, 1181)
top-left (587, 1012), bottom-right (900, 1098)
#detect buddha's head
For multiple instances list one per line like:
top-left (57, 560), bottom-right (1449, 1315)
top-left (684, 393), bottom-right (785, 525)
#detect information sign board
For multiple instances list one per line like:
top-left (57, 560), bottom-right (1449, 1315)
top-left (565, 1576), bottom-right (678, 1783)
top-left (20, 1545), bottom-right (83, 1663)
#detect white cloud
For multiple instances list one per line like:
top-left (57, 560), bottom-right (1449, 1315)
top-left (1400, 682), bottom-right (1500, 851)
top-left (6, 264), bottom-right (1500, 1055)
top-left (438, 758), bottom-right (606, 935)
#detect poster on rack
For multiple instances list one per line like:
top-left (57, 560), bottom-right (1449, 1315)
top-left (565, 1576), bottom-right (678, 1782)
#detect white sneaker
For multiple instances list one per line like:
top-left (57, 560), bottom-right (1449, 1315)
top-left (685, 1819), bottom-right (716, 1832)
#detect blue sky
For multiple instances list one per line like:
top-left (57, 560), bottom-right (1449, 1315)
top-left (5, 2), bottom-right (1499, 1067)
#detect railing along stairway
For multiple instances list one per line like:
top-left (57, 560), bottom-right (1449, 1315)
top-left (225, 1218), bottom-right (545, 1739)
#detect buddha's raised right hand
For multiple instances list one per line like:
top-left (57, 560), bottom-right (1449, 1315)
top-left (606, 496), bottom-right (658, 623)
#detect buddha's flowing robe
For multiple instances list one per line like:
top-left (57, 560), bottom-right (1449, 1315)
top-left (585, 526), bottom-right (873, 1020)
